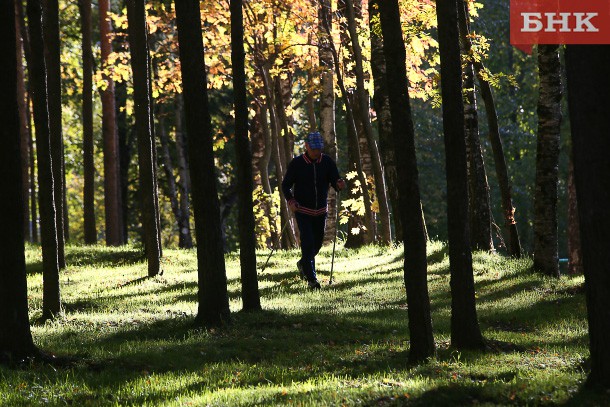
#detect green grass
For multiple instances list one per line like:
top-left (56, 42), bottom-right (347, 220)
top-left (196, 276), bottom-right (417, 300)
top-left (1, 241), bottom-right (603, 405)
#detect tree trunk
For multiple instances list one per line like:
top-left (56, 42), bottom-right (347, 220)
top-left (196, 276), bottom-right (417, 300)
top-left (457, 0), bottom-right (493, 252)
top-left (79, 0), bottom-right (96, 244)
top-left (100, 0), bottom-right (122, 246)
top-left (175, 0), bottom-right (231, 326)
top-left (174, 95), bottom-right (193, 248)
top-left (436, 0), bottom-right (484, 350)
top-left (127, 0), bottom-right (161, 276)
top-left (231, 0), bottom-right (261, 311)
top-left (158, 113), bottom-right (184, 247)
top-left (567, 153), bottom-right (583, 275)
top-left (318, 0), bottom-right (339, 245)
top-left (116, 80), bottom-right (131, 244)
top-left (28, 96), bottom-right (38, 244)
top-left (369, 0), bottom-right (402, 243)
top-left (42, 0), bottom-right (65, 268)
top-left (565, 44), bottom-right (610, 389)
top-left (0, 0), bottom-right (38, 358)
top-left (27, 0), bottom-right (61, 321)
top-left (378, 0), bottom-right (435, 363)
top-left (344, 0), bottom-right (392, 244)
top-left (15, 3), bottom-right (31, 243)
top-left (474, 61), bottom-right (522, 257)
top-left (533, 44), bottom-right (561, 278)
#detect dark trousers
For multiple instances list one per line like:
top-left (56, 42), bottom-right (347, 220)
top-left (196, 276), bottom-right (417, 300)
top-left (295, 212), bottom-right (327, 281)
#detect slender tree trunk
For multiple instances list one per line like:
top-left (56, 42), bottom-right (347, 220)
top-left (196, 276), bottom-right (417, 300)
top-left (378, 0), bottom-right (435, 363)
top-left (533, 45), bottom-right (561, 278)
top-left (0, 0), bottom-right (38, 358)
top-left (127, 0), bottom-right (161, 276)
top-left (173, 95), bottom-right (193, 248)
top-left (158, 114), bottom-right (184, 245)
top-left (100, 0), bottom-right (122, 246)
top-left (565, 44), bottom-right (610, 389)
top-left (27, 0), bottom-right (61, 321)
top-left (28, 96), bottom-right (38, 244)
top-left (80, 0), bottom-right (96, 244)
top-left (318, 0), bottom-right (339, 245)
top-left (344, 0), bottom-right (392, 244)
top-left (457, 0), bottom-right (493, 252)
top-left (15, 3), bottom-right (31, 243)
top-left (436, 0), bottom-right (484, 350)
top-left (567, 153), bottom-right (583, 275)
top-left (474, 61), bottom-right (522, 257)
top-left (231, 0), bottom-right (261, 311)
top-left (116, 80), bottom-right (131, 244)
top-left (175, 0), bottom-right (231, 326)
top-left (42, 0), bottom-right (65, 268)
top-left (369, 0), bottom-right (403, 243)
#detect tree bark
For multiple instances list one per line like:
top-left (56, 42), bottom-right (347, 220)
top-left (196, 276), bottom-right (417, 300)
top-left (27, 0), bottom-right (61, 321)
top-left (344, 0), bottom-right (392, 244)
top-left (15, 3), bottom-right (31, 243)
top-left (116, 80), bottom-right (131, 244)
top-left (378, 0), bottom-right (435, 363)
top-left (436, 0), bottom-right (484, 350)
top-left (127, 0), bottom-right (161, 276)
top-left (42, 0), bottom-right (65, 268)
top-left (474, 61), bottom-right (522, 257)
top-left (28, 96), bottom-right (38, 244)
top-left (175, 0), bottom-right (231, 326)
top-left (369, 0), bottom-right (402, 243)
top-left (565, 44), bottom-right (610, 389)
top-left (567, 153), bottom-right (583, 275)
top-left (100, 0), bottom-right (123, 246)
top-left (231, 0), bottom-right (261, 311)
top-left (79, 0), bottom-right (97, 244)
top-left (174, 95), bottom-right (194, 248)
top-left (533, 45), bottom-right (561, 278)
top-left (318, 0), bottom-right (339, 245)
top-left (457, 0), bottom-right (493, 252)
top-left (0, 0), bottom-right (38, 358)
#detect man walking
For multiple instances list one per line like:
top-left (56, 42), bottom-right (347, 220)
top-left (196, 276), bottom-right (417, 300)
top-left (282, 131), bottom-right (345, 288)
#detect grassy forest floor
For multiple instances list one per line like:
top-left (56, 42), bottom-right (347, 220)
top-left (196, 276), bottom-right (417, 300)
top-left (0, 241), bottom-right (606, 406)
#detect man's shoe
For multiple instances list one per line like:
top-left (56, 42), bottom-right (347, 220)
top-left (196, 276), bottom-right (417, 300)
top-left (297, 260), bottom-right (306, 280)
top-left (308, 279), bottom-right (321, 289)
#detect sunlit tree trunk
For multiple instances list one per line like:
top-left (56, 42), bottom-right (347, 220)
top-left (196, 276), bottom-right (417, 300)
top-left (79, 0), bottom-right (96, 244)
top-left (127, 0), bottom-right (161, 276)
top-left (457, 0), bottom-right (493, 252)
top-left (28, 97), bottom-right (38, 244)
top-left (533, 44), bottom-right (561, 278)
top-left (436, 0), bottom-right (484, 350)
top-left (42, 0), bottom-right (65, 267)
top-left (378, 0), bottom-right (435, 363)
top-left (27, 0), bottom-right (61, 321)
top-left (0, 0), bottom-right (38, 358)
top-left (565, 44), bottom-right (610, 389)
top-left (175, 0), bottom-right (231, 326)
top-left (100, 0), bottom-right (122, 246)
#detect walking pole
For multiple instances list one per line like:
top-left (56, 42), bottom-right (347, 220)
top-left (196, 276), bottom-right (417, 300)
top-left (260, 218), bottom-right (292, 273)
top-left (329, 192), bottom-right (340, 285)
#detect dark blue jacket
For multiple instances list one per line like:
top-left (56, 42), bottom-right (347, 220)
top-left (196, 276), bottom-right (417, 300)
top-left (281, 153), bottom-right (341, 216)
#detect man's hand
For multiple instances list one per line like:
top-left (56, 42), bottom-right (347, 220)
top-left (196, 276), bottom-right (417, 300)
top-left (289, 200), bottom-right (299, 212)
top-left (336, 179), bottom-right (346, 191)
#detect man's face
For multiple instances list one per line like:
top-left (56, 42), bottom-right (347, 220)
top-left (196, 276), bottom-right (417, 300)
top-left (305, 142), bottom-right (322, 160)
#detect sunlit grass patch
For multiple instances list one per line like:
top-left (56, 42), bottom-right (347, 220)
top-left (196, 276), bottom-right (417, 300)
top-left (0, 242), bottom-right (595, 405)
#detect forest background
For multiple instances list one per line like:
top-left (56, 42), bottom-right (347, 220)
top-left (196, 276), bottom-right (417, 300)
top-left (20, 0), bottom-right (563, 256)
